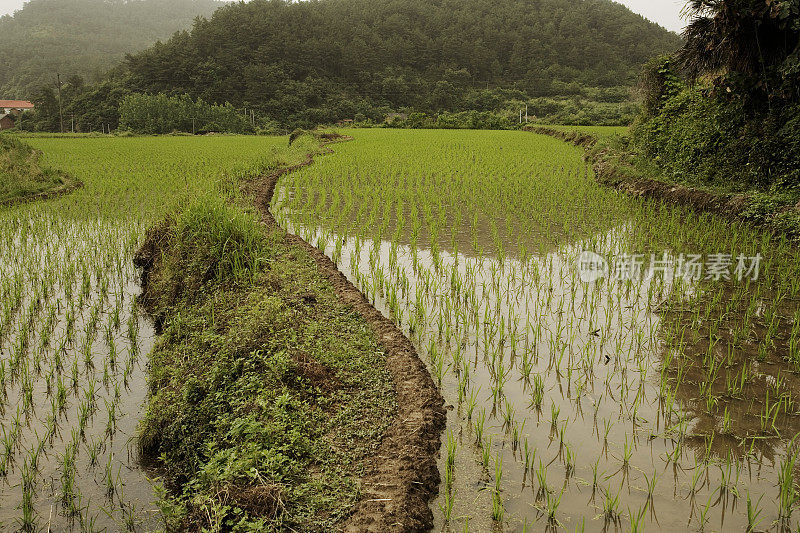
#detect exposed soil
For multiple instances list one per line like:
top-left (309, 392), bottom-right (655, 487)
top-left (133, 218), bottom-right (172, 326)
top-left (241, 135), bottom-right (447, 532)
top-left (292, 350), bottom-right (341, 394)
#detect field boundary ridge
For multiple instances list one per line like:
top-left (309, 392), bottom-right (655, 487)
top-left (526, 125), bottom-right (800, 241)
top-left (242, 132), bottom-right (447, 533)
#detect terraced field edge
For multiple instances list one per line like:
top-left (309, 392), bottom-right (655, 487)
top-left (526, 125), bottom-right (800, 241)
top-left (0, 135), bottom-right (83, 207)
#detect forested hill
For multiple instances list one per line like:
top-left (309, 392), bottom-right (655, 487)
top-left (123, 0), bottom-right (682, 124)
top-left (0, 0), bottom-right (223, 97)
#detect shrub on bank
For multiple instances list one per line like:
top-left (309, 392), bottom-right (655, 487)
top-left (633, 59), bottom-right (800, 194)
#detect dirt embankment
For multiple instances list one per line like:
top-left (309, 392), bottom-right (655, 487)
top-left (242, 134), bottom-right (447, 532)
top-left (526, 125), bottom-right (800, 237)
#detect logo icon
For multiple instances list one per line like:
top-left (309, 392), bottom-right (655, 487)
top-left (578, 251), bottom-right (608, 283)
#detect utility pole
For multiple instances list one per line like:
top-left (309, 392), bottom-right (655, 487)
top-left (525, 104), bottom-right (528, 123)
top-left (56, 73), bottom-right (64, 134)
top-left (71, 114), bottom-right (75, 133)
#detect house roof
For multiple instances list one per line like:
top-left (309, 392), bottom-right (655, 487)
top-left (0, 100), bottom-right (34, 109)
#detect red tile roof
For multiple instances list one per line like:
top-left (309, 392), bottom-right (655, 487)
top-left (0, 100), bottom-right (34, 109)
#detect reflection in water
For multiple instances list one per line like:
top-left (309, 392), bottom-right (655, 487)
top-left (0, 216), bottom-right (162, 531)
top-left (278, 200), bottom-right (799, 532)
top-left (271, 129), bottom-right (800, 532)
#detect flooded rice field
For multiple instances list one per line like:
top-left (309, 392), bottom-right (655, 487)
top-left (274, 129), bottom-right (800, 532)
top-left (0, 216), bottom-right (159, 531)
top-left (0, 135), bottom-right (288, 532)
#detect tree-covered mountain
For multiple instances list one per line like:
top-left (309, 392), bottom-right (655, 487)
top-left (0, 0), bottom-right (223, 98)
top-left (121, 0), bottom-right (682, 126)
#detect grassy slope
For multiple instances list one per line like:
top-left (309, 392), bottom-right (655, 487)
top-left (135, 140), bottom-right (396, 531)
top-left (0, 135), bottom-right (71, 204)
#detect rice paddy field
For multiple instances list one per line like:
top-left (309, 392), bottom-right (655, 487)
top-left (4, 128), bottom-right (800, 532)
top-left (274, 128), bottom-right (800, 532)
top-left (0, 135), bottom-right (285, 531)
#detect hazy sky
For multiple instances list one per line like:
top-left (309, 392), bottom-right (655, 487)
top-left (0, 0), bottom-right (23, 16)
top-left (0, 0), bottom-right (688, 32)
top-left (618, 0), bottom-right (688, 32)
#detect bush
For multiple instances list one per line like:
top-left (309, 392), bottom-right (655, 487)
top-left (634, 84), bottom-right (800, 192)
top-left (119, 93), bottom-right (253, 134)
top-left (139, 195), bottom-right (270, 319)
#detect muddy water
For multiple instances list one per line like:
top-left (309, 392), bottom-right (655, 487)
top-left (276, 192), bottom-right (800, 532)
top-left (0, 217), bottom-right (162, 532)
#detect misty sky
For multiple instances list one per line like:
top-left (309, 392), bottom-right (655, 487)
top-left (0, 0), bottom-right (688, 32)
top-left (619, 0), bottom-right (687, 32)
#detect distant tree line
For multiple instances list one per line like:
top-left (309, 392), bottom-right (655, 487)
top-left (11, 0), bottom-right (682, 132)
top-left (119, 93), bottom-right (253, 134)
top-left (15, 77), bottom-right (127, 133)
top-left (0, 0), bottom-right (223, 98)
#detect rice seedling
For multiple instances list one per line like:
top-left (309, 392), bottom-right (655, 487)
top-left (481, 437), bottom-right (492, 470)
top-left (745, 492), bottom-right (764, 533)
top-left (494, 453), bottom-right (503, 493)
top-left (446, 430), bottom-right (457, 473)
top-left (0, 135), bottom-right (288, 530)
top-left (272, 129), bottom-right (800, 530)
top-left (778, 448), bottom-right (799, 520)
top-left (491, 489), bottom-right (504, 522)
top-left (544, 488), bottom-right (564, 527)
top-left (439, 488), bottom-right (455, 523)
top-left (474, 408), bottom-right (486, 444)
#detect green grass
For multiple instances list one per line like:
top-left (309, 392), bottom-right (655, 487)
top-left (0, 134), bottom-right (71, 204)
top-left (138, 191), bottom-right (395, 531)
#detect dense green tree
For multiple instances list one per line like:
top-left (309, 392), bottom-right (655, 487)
top-left (634, 1), bottom-right (800, 191)
top-left (121, 0), bottom-right (682, 126)
top-left (679, 0), bottom-right (800, 108)
top-left (118, 93), bottom-right (253, 134)
top-left (0, 0), bottom-right (222, 98)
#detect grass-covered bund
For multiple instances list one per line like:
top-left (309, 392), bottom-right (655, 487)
top-left (134, 150), bottom-right (396, 530)
top-left (0, 134), bottom-right (78, 205)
